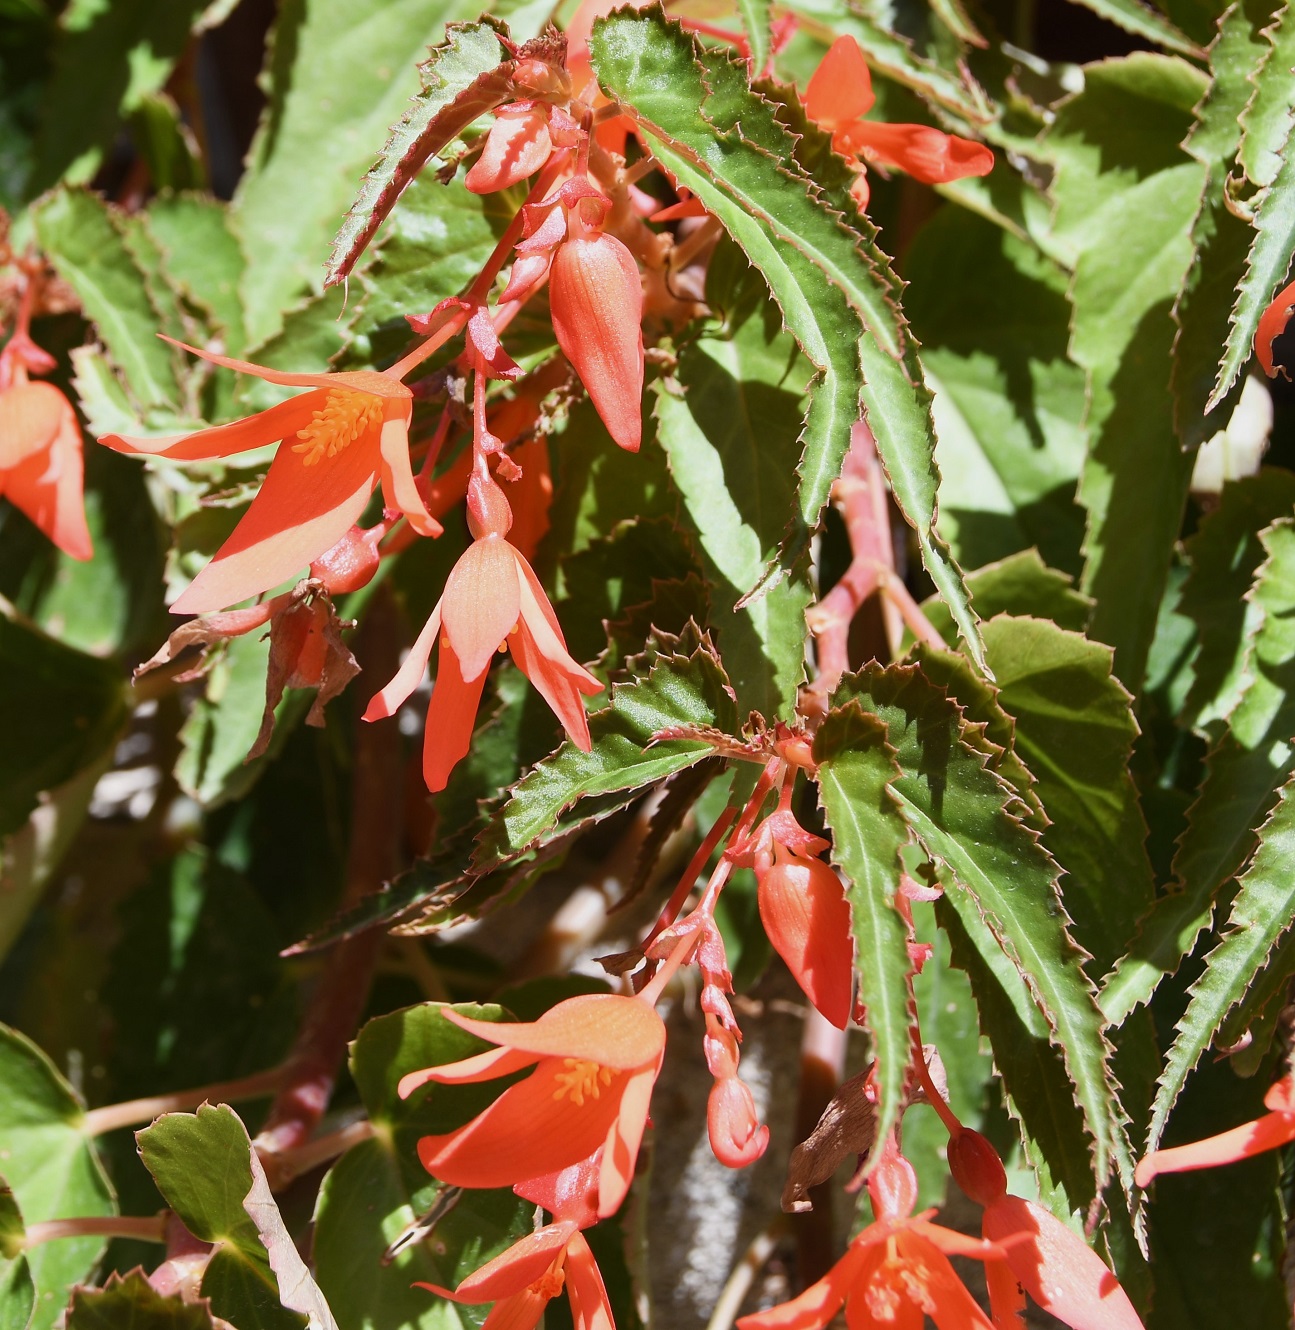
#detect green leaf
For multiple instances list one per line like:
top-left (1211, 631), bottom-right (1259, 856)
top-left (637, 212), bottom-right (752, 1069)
top-left (734, 0), bottom-right (771, 76)
top-left (814, 704), bottom-right (915, 1157)
top-left (1237, 2), bottom-right (1295, 188)
top-left (1171, 0), bottom-right (1279, 446)
top-left (33, 188), bottom-right (186, 414)
top-left (137, 1105), bottom-right (319, 1330)
top-left (66, 1271), bottom-right (219, 1330)
top-left (979, 615), bottom-right (1155, 976)
top-left (1102, 518), bottom-right (1295, 1021)
top-left (1060, 0), bottom-right (1202, 56)
top-left (652, 308), bottom-right (813, 720)
top-left (0, 602), bottom-right (127, 836)
top-left (1146, 770), bottom-right (1295, 1154)
top-left (325, 19), bottom-right (514, 285)
top-left (0, 1025), bottom-right (115, 1330)
top-left (29, 0), bottom-right (209, 194)
top-left (470, 631), bottom-right (738, 869)
top-left (1210, 114), bottom-right (1295, 410)
top-left (0, 1183), bottom-right (33, 1330)
top-left (590, 8), bottom-right (984, 669)
top-left (904, 208), bottom-right (1087, 578)
top-left (920, 549), bottom-right (1093, 641)
top-left (145, 195), bottom-right (249, 356)
top-left (832, 664), bottom-right (1120, 1188)
top-left (1178, 468), bottom-right (1295, 733)
top-left (233, 0), bottom-right (511, 343)
top-left (1046, 55), bottom-right (1208, 691)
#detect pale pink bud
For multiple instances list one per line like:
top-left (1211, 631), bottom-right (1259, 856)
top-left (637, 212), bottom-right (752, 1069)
top-left (549, 232), bottom-right (644, 452)
top-left (465, 107), bottom-right (553, 194)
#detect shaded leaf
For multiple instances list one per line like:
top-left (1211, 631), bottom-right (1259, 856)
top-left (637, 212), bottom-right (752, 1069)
top-left (0, 1183), bottom-right (33, 1330)
top-left (66, 1271), bottom-right (218, 1330)
top-left (1237, 1), bottom-right (1295, 189)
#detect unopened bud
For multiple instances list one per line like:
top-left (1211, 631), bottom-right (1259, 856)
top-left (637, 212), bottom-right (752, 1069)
top-left (947, 1129), bottom-right (1009, 1207)
top-left (707, 1076), bottom-right (769, 1168)
top-left (465, 107), bottom-right (553, 194)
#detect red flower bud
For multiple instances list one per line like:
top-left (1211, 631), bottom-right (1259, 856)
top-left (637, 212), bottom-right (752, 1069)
top-left (757, 846), bottom-right (854, 1029)
top-left (707, 1076), bottom-right (769, 1168)
top-left (947, 1129), bottom-right (1009, 1208)
top-left (549, 232), bottom-right (644, 452)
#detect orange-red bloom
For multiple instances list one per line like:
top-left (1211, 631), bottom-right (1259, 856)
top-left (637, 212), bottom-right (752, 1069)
top-left (398, 995), bottom-right (665, 1219)
top-left (1255, 276), bottom-right (1295, 379)
top-left (1135, 1074), bottom-right (1295, 1187)
top-left (738, 1140), bottom-right (1004, 1330)
top-left (948, 1129), bottom-right (1144, 1330)
top-left (420, 1220), bottom-right (613, 1330)
top-left (99, 339), bottom-right (438, 614)
top-left (0, 379), bottom-right (92, 560)
top-left (364, 523), bottom-right (600, 792)
top-left (804, 36), bottom-right (993, 208)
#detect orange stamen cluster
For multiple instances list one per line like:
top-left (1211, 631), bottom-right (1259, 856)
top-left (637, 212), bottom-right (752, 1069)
top-left (292, 390), bottom-right (384, 466)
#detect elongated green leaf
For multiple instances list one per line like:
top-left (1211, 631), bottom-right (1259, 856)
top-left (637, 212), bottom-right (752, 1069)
top-left (590, 8), bottom-right (984, 669)
top-left (1211, 114), bottom-right (1295, 409)
top-left (1147, 772), bottom-right (1295, 1154)
top-left (1062, 0), bottom-right (1202, 55)
top-left (233, 0), bottom-right (509, 343)
top-left (1178, 468), bottom-right (1295, 733)
top-left (652, 308), bottom-right (812, 720)
top-left (325, 20), bottom-right (515, 285)
top-left (1102, 518), bottom-right (1295, 1021)
top-left (0, 1026), bottom-right (115, 1330)
top-left (137, 1106), bottom-right (314, 1330)
top-left (1171, 0), bottom-right (1280, 446)
top-left (0, 603), bottom-right (127, 836)
top-left (1046, 56), bottom-right (1207, 691)
top-left (1238, 2), bottom-right (1295, 188)
top-left (814, 704), bottom-right (914, 1156)
top-left (904, 209), bottom-right (1087, 578)
top-left (32, 188), bottom-right (185, 414)
top-left (833, 664), bottom-right (1119, 1188)
top-left (470, 632), bottom-right (738, 869)
top-left (979, 616), bottom-right (1155, 975)
top-left (734, 0), bottom-right (771, 75)
top-left (66, 1272), bottom-right (219, 1330)
top-left (0, 1184), bottom-right (33, 1330)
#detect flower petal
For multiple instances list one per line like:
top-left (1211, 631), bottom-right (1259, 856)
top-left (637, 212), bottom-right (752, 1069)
top-left (736, 1245), bottom-right (866, 1330)
top-left (514, 1155), bottom-right (601, 1227)
top-left (422, 638), bottom-right (490, 792)
top-left (466, 110), bottom-right (554, 194)
top-left (363, 602), bottom-right (442, 721)
top-left (2, 389), bottom-right (93, 561)
top-left (416, 1057), bottom-right (629, 1188)
top-left (983, 1197), bottom-right (1144, 1330)
top-left (160, 335), bottom-right (365, 390)
top-left (0, 382), bottom-right (63, 467)
top-left (598, 1059), bottom-right (660, 1216)
top-left (804, 36), bottom-right (874, 128)
top-left (378, 413), bottom-right (441, 537)
top-left (1256, 277), bottom-right (1295, 377)
top-left (1134, 1109), bottom-right (1295, 1185)
top-left (890, 1233), bottom-right (996, 1330)
top-left (171, 430), bottom-right (380, 613)
top-left (478, 1290), bottom-right (550, 1330)
top-left (844, 122), bottom-right (993, 184)
top-left (443, 993), bottom-right (665, 1068)
top-left (451, 1223), bottom-right (577, 1301)
top-left (398, 1043), bottom-right (539, 1098)
top-left (99, 391), bottom-right (324, 462)
top-left (565, 1232), bottom-right (615, 1330)
top-left (442, 536), bottom-right (523, 681)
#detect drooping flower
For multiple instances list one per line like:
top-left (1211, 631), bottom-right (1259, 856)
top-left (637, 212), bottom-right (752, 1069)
top-left (737, 1138), bottom-right (1004, 1330)
top-left (364, 464), bottom-right (599, 791)
top-left (549, 194), bottom-right (644, 453)
top-left (804, 35), bottom-right (993, 208)
top-left (419, 1220), bottom-right (614, 1330)
top-left (397, 994), bottom-right (666, 1219)
top-left (1134, 1074), bottom-right (1295, 1186)
top-left (948, 1128), bottom-right (1145, 1330)
top-left (1255, 276), bottom-right (1295, 378)
top-left (99, 339), bottom-right (439, 614)
top-left (0, 379), bottom-right (92, 560)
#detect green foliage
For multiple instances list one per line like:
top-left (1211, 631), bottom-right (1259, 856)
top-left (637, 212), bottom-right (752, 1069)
top-left (65, 1273), bottom-right (219, 1330)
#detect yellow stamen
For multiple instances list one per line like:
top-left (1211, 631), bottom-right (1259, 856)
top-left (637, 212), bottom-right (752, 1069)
top-left (552, 1058), bottom-right (614, 1106)
top-left (531, 1266), bottom-right (566, 1299)
top-left (292, 389), bottom-right (383, 466)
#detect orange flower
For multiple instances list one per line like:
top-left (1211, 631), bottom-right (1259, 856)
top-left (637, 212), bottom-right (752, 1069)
top-left (1255, 276), bottom-right (1295, 379)
top-left (397, 994), bottom-right (665, 1219)
top-left (738, 1140), bottom-right (1003, 1330)
top-left (0, 379), bottom-right (92, 560)
top-left (363, 522), bottom-right (601, 793)
top-left (804, 36), bottom-right (993, 208)
top-left (948, 1129), bottom-right (1145, 1330)
top-left (1135, 1074), bottom-right (1295, 1187)
top-left (419, 1220), bottom-right (613, 1330)
top-left (99, 339), bottom-right (439, 614)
